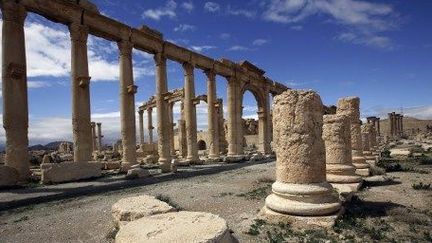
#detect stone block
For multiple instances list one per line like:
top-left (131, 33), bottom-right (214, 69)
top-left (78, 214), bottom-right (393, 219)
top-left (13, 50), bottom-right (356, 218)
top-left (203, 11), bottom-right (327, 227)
top-left (125, 168), bottom-right (150, 179)
top-left (40, 161), bottom-right (101, 184)
top-left (0, 165), bottom-right (19, 187)
top-left (104, 161), bottom-right (121, 170)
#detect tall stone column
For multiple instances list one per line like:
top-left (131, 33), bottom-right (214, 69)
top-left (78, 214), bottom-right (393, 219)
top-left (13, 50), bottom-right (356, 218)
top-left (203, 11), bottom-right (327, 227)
top-left (183, 62), bottom-right (199, 163)
top-left (168, 102), bottom-right (175, 156)
top-left (91, 122), bottom-right (97, 152)
top-left (178, 119), bottom-right (187, 158)
top-left (337, 97), bottom-right (370, 176)
top-left (97, 122), bottom-right (102, 152)
top-left (70, 23), bottom-right (92, 163)
top-left (400, 115), bottom-right (404, 136)
top-left (118, 40), bottom-right (137, 170)
top-left (323, 114), bottom-right (362, 192)
top-left (260, 90), bottom-right (341, 225)
top-left (1, 1), bottom-right (30, 181)
top-left (361, 124), bottom-right (371, 155)
top-left (388, 113), bottom-right (393, 137)
top-left (147, 107), bottom-right (154, 144)
top-left (205, 70), bottom-right (219, 159)
top-left (217, 99), bottom-right (227, 154)
top-left (227, 77), bottom-right (239, 157)
top-left (258, 91), bottom-right (271, 154)
top-left (138, 110), bottom-right (145, 145)
top-left (154, 53), bottom-right (171, 172)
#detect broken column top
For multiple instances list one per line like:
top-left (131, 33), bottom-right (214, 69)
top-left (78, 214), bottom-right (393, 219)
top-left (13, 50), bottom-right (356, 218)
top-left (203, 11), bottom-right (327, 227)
top-left (272, 89), bottom-right (325, 184)
top-left (336, 96), bottom-right (360, 122)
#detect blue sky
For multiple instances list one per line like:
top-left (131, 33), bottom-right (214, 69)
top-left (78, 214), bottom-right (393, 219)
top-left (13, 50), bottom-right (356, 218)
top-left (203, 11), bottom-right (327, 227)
top-left (0, 0), bottom-right (431, 145)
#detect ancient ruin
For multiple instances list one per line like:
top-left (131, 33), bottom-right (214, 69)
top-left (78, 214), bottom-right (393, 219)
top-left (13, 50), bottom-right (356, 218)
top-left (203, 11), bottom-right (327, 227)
top-left (259, 90), bottom-right (342, 227)
top-left (388, 112), bottom-right (404, 139)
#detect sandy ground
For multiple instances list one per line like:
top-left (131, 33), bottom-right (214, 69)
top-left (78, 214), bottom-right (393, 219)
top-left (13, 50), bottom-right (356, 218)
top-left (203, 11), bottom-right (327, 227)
top-left (0, 159), bottom-right (431, 243)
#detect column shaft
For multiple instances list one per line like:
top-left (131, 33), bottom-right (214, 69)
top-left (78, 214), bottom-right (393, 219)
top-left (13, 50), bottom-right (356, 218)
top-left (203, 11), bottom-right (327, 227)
top-left (91, 122), bottom-right (97, 152)
top-left (168, 102), bottom-right (175, 156)
top-left (118, 40), bottom-right (137, 166)
top-left (97, 123), bottom-right (102, 151)
top-left (138, 110), bottom-right (145, 145)
top-left (227, 78), bottom-right (238, 155)
top-left (70, 23), bottom-right (92, 163)
top-left (1, 2), bottom-right (30, 180)
top-left (183, 62), bottom-right (198, 162)
top-left (147, 108), bottom-right (153, 144)
top-left (206, 70), bottom-right (219, 158)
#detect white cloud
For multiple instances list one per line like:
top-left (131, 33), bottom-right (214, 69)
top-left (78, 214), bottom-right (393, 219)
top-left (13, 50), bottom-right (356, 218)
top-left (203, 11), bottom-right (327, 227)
top-left (364, 105), bottom-right (432, 121)
top-left (291, 25), bottom-right (303, 30)
top-left (174, 24), bottom-right (196, 32)
top-left (27, 81), bottom-right (52, 88)
top-left (142, 0), bottom-right (177, 20)
top-left (263, 0), bottom-right (398, 49)
top-left (227, 45), bottom-right (250, 51)
top-left (252, 39), bottom-right (269, 46)
top-left (181, 1), bottom-right (194, 12)
top-left (190, 45), bottom-right (217, 52)
top-left (204, 2), bottom-right (220, 13)
top-left (220, 33), bottom-right (231, 40)
top-left (227, 5), bottom-right (257, 18)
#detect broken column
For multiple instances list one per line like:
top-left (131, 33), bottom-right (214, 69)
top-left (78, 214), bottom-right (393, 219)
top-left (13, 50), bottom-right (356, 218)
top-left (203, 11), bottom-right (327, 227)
top-left (183, 62), bottom-right (199, 163)
top-left (260, 90), bottom-right (341, 227)
top-left (154, 53), bottom-right (171, 172)
top-left (1, 1), bottom-right (30, 181)
top-left (336, 97), bottom-right (370, 176)
top-left (361, 124), bottom-right (377, 162)
top-left (118, 39), bottom-right (138, 171)
top-left (323, 114), bottom-right (362, 192)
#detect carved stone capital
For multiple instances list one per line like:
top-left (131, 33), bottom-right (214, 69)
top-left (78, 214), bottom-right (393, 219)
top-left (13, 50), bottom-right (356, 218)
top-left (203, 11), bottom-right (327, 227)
top-left (182, 62), bottom-right (194, 75)
top-left (1, 1), bottom-right (27, 25)
top-left (127, 84), bottom-right (138, 94)
top-left (77, 76), bottom-right (91, 88)
top-left (69, 23), bottom-right (89, 43)
top-left (204, 69), bottom-right (216, 80)
top-left (154, 52), bottom-right (166, 66)
top-left (6, 63), bottom-right (26, 80)
top-left (118, 40), bottom-right (133, 57)
top-left (138, 109), bottom-right (144, 115)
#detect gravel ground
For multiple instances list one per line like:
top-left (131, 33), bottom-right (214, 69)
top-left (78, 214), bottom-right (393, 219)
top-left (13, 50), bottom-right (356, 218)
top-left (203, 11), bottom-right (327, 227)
top-left (0, 159), bottom-right (431, 243)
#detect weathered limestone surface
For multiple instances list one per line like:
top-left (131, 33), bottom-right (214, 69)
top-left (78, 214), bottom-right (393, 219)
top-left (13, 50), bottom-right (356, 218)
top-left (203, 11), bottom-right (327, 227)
top-left (115, 211), bottom-right (235, 243)
top-left (112, 195), bottom-right (175, 225)
top-left (183, 62), bottom-right (199, 163)
top-left (260, 90), bottom-right (341, 227)
top-left (322, 115), bottom-right (362, 192)
top-left (40, 162), bottom-right (101, 184)
top-left (336, 97), bottom-right (370, 176)
top-left (0, 165), bottom-right (19, 187)
top-left (206, 70), bottom-right (220, 159)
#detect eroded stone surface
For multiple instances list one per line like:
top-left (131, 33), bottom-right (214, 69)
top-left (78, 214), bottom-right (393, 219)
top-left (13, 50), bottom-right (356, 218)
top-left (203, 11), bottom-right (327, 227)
top-left (0, 165), bottom-right (19, 187)
top-left (40, 162), bottom-right (101, 184)
top-left (115, 211), bottom-right (234, 243)
top-left (111, 195), bottom-right (175, 225)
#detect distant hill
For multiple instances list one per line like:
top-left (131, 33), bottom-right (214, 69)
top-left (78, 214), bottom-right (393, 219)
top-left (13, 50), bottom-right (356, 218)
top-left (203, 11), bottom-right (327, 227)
top-left (28, 141), bottom-right (72, 151)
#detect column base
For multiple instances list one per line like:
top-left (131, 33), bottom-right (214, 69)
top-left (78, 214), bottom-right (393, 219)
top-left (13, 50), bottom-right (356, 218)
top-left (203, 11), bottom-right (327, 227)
top-left (40, 161), bottom-right (101, 184)
top-left (0, 165), bottom-right (19, 188)
top-left (355, 168), bottom-right (370, 177)
top-left (204, 157), bottom-right (221, 164)
top-left (158, 159), bottom-right (171, 173)
top-left (186, 157), bottom-right (203, 165)
top-left (258, 206), bottom-right (344, 229)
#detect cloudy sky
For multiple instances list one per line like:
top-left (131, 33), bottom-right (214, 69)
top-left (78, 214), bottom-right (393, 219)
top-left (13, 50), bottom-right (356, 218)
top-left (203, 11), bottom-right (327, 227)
top-left (0, 0), bottom-right (431, 145)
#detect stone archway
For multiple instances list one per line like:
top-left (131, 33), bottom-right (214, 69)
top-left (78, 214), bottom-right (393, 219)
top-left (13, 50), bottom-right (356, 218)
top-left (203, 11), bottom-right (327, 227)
top-left (197, 140), bottom-right (207, 150)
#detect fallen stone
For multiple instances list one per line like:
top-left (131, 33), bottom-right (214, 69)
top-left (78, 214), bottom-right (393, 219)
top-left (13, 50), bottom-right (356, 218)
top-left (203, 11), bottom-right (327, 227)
top-left (40, 161), bottom-right (102, 184)
top-left (111, 195), bottom-right (176, 226)
top-left (0, 165), bottom-right (19, 187)
top-left (104, 161), bottom-right (121, 170)
top-left (249, 153), bottom-right (264, 161)
top-left (125, 168), bottom-right (150, 179)
top-left (115, 211), bottom-right (235, 243)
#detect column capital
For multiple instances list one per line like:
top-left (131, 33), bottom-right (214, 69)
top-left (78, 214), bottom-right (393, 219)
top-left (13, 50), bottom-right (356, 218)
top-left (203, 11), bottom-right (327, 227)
top-left (138, 109), bottom-right (144, 115)
top-left (118, 40), bottom-right (133, 57)
top-left (147, 107), bottom-right (153, 112)
top-left (182, 62), bottom-right (194, 75)
top-left (96, 122), bottom-right (102, 126)
top-left (91, 122), bottom-right (96, 126)
top-left (69, 23), bottom-right (89, 43)
top-left (204, 69), bottom-right (216, 79)
top-left (154, 52), bottom-right (166, 66)
top-left (1, 1), bottom-right (27, 25)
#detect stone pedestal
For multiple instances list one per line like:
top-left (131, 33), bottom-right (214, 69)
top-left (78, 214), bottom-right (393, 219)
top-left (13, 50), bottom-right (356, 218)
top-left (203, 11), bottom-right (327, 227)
top-left (323, 115), bottom-right (362, 194)
top-left (259, 90), bottom-right (341, 228)
top-left (2, 2), bottom-right (30, 181)
top-left (336, 97), bottom-right (370, 177)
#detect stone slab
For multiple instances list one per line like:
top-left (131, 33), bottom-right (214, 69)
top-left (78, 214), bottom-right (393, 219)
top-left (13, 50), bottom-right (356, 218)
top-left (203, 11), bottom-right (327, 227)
top-left (115, 211), bottom-right (235, 243)
top-left (355, 168), bottom-right (370, 177)
top-left (111, 195), bottom-right (175, 225)
top-left (40, 161), bottom-right (102, 184)
top-left (258, 206), bottom-right (344, 229)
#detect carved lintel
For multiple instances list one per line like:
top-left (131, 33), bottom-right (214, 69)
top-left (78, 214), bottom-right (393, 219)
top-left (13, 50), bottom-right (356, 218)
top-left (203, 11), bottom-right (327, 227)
top-left (6, 63), bottom-right (26, 80)
top-left (78, 76), bottom-right (91, 88)
top-left (127, 85), bottom-right (138, 94)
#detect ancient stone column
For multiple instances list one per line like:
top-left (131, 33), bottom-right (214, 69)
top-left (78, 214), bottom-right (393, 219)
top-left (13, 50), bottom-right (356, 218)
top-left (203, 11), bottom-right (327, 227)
top-left (168, 102), bottom-right (175, 156)
top-left (147, 107), bottom-right (154, 144)
top-left (377, 118), bottom-right (381, 136)
top-left (217, 99), bottom-right (227, 154)
top-left (91, 122), bottom-right (97, 152)
top-left (388, 113), bottom-right (393, 138)
top-left (97, 122), bottom-right (102, 152)
top-left (323, 114), bottom-right (362, 192)
top-left (361, 124), bottom-right (372, 155)
top-left (1, 1), bottom-right (30, 181)
top-left (336, 97), bottom-right (370, 176)
top-left (70, 23), bottom-right (92, 163)
top-left (400, 115), bottom-right (404, 136)
top-left (154, 53), bottom-right (171, 172)
top-left (260, 90), bottom-right (341, 224)
top-left (118, 40), bottom-right (137, 170)
top-left (138, 110), bottom-right (145, 145)
top-left (205, 70), bottom-right (219, 159)
top-left (178, 119), bottom-right (187, 159)
top-left (226, 77), bottom-right (240, 157)
top-left (183, 62), bottom-right (199, 163)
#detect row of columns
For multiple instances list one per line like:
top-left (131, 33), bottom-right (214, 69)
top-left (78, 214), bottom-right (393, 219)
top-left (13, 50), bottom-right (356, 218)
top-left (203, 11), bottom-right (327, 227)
top-left (138, 108), bottom-right (154, 146)
top-left (90, 122), bottom-right (103, 152)
top-left (388, 112), bottom-right (404, 138)
top-left (366, 116), bottom-right (381, 136)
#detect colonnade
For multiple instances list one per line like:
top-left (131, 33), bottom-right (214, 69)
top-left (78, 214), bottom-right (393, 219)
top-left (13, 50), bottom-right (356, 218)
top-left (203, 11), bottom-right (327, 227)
top-left (366, 116), bottom-right (381, 136)
top-left (388, 112), bottom-right (404, 138)
top-left (1, 0), bottom-right (287, 179)
top-left (91, 122), bottom-right (103, 152)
